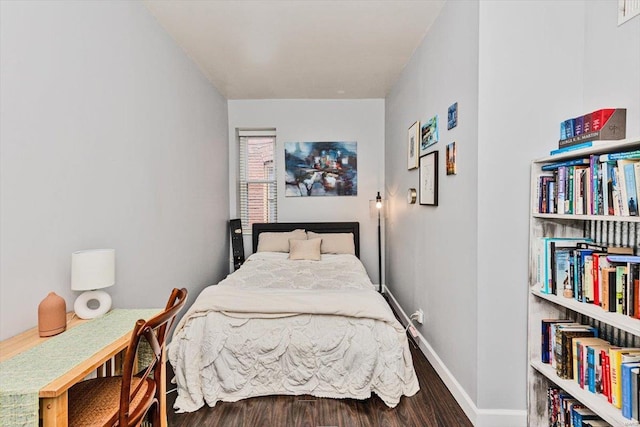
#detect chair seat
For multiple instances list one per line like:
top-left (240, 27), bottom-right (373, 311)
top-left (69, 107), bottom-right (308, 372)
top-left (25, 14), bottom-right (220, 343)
top-left (68, 376), bottom-right (156, 427)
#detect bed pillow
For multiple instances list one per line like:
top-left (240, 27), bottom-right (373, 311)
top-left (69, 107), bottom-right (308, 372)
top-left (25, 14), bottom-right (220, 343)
top-left (288, 238), bottom-right (322, 261)
top-left (306, 231), bottom-right (355, 255)
top-left (256, 229), bottom-right (306, 253)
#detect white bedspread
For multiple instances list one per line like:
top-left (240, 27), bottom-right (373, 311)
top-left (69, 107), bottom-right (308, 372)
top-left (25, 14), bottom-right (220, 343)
top-left (168, 253), bottom-right (419, 411)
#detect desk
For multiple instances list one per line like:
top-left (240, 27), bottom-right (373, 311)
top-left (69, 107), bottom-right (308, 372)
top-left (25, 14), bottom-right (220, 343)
top-left (0, 309), bottom-right (164, 427)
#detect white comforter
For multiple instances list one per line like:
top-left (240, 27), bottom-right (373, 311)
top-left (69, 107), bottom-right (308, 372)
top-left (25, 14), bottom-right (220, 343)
top-left (168, 253), bottom-right (419, 411)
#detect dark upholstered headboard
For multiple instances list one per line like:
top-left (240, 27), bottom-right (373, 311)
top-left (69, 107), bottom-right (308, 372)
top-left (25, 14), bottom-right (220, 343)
top-left (252, 222), bottom-right (360, 258)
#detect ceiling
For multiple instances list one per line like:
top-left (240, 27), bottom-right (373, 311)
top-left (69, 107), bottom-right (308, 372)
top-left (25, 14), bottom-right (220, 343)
top-left (142, 0), bottom-right (445, 100)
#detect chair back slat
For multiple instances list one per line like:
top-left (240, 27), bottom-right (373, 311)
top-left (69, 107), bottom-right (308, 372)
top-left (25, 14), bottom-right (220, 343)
top-left (118, 287), bottom-right (188, 426)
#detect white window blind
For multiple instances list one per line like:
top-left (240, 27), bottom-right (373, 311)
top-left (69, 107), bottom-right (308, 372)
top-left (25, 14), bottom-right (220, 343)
top-left (239, 130), bottom-right (277, 234)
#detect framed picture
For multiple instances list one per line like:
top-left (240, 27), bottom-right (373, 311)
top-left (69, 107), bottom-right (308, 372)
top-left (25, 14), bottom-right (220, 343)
top-left (419, 151), bottom-right (438, 206)
top-left (447, 102), bottom-right (458, 130)
top-left (446, 141), bottom-right (456, 175)
top-left (407, 121), bottom-right (420, 170)
top-left (284, 141), bottom-right (357, 197)
top-left (420, 115), bottom-right (439, 155)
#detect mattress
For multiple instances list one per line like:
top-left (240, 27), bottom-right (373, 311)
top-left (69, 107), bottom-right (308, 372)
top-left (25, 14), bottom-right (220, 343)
top-left (167, 252), bottom-right (419, 412)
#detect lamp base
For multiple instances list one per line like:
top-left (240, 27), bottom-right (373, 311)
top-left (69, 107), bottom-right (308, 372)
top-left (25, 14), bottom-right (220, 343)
top-left (74, 290), bottom-right (112, 319)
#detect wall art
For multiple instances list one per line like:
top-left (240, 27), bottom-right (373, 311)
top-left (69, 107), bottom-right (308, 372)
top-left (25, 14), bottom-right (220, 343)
top-left (284, 141), bottom-right (357, 196)
top-left (420, 115), bottom-right (439, 154)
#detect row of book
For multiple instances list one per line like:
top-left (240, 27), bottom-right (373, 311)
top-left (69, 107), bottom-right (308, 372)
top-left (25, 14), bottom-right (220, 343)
top-left (558, 108), bottom-right (627, 149)
top-left (542, 320), bottom-right (640, 422)
top-left (560, 109), bottom-right (619, 141)
top-left (537, 149), bottom-right (640, 217)
top-left (548, 386), bottom-right (612, 427)
top-left (535, 238), bottom-right (640, 319)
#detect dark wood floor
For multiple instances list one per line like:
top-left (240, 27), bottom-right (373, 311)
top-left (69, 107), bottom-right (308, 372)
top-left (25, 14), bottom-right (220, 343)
top-left (166, 338), bottom-right (472, 427)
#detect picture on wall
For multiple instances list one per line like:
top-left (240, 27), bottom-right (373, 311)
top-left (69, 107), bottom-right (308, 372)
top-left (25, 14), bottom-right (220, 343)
top-left (448, 102), bottom-right (458, 130)
top-left (420, 115), bottom-right (439, 154)
top-left (284, 141), bottom-right (357, 197)
top-left (446, 142), bottom-right (457, 175)
top-left (407, 121), bottom-right (420, 170)
top-left (419, 150), bottom-right (438, 206)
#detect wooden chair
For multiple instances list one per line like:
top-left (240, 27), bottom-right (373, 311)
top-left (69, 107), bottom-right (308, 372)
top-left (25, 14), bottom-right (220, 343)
top-left (68, 288), bottom-right (188, 427)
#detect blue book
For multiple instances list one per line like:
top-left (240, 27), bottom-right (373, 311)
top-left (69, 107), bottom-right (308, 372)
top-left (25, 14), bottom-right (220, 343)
top-left (599, 150), bottom-right (640, 162)
top-left (624, 163), bottom-right (638, 216)
top-left (606, 255), bottom-right (640, 263)
top-left (541, 158), bottom-right (590, 171)
top-left (550, 142), bottom-right (595, 156)
top-left (621, 362), bottom-right (640, 419)
top-left (571, 406), bottom-right (597, 427)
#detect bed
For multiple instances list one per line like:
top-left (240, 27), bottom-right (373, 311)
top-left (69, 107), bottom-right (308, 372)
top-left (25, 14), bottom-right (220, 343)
top-left (167, 222), bottom-right (419, 413)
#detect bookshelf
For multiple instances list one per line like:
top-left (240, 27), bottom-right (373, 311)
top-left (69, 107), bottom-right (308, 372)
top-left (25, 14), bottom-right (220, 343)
top-left (528, 136), bottom-right (640, 427)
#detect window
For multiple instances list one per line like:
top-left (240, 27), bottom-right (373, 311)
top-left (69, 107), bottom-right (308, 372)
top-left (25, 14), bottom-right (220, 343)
top-left (239, 129), bottom-right (277, 234)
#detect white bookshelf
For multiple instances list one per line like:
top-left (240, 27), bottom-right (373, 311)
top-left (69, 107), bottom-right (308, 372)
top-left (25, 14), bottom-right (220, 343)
top-left (528, 136), bottom-right (640, 427)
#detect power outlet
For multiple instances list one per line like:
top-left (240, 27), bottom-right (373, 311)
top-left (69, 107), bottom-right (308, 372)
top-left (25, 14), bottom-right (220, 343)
top-left (416, 309), bottom-right (424, 324)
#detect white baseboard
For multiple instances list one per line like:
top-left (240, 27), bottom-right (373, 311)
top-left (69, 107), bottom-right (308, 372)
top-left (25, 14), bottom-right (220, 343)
top-left (383, 286), bottom-right (527, 427)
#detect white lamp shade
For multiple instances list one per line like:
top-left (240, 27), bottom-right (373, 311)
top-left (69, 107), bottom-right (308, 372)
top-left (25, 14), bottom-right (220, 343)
top-left (71, 249), bottom-right (115, 291)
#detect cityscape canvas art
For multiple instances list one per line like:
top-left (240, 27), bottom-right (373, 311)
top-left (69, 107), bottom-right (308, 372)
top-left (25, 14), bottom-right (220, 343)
top-left (284, 141), bottom-right (357, 196)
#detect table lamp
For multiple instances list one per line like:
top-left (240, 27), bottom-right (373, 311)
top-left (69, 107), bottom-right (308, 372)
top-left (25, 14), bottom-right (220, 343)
top-left (71, 249), bottom-right (115, 319)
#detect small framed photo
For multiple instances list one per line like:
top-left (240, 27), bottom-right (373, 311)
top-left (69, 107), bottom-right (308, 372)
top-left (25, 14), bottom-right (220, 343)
top-left (420, 115), bottom-right (439, 155)
top-left (407, 121), bottom-right (420, 170)
top-left (419, 151), bottom-right (438, 206)
top-left (446, 141), bottom-right (456, 175)
top-left (447, 102), bottom-right (458, 130)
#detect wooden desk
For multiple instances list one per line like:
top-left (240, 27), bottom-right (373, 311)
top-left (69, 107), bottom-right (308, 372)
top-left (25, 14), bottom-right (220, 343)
top-left (0, 309), bottom-right (165, 427)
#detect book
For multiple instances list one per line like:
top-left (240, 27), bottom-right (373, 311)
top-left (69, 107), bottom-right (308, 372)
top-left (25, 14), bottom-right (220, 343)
top-left (607, 255), bottom-right (640, 263)
top-left (621, 362), bottom-right (640, 419)
top-left (573, 337), bottom-right (608, 385)
top-left (575, 116), bottom-right (584, 136)
top-left (536, 237), bottom-right (590, 294)
top-left (632, 366), bottom-right (639, 421)
top-left (587, 343), bottom-right (611, 393)
top-left (583, 421), bottom-right (612, 427)
top-left (610, 347), bottom-right (640, 408)
top-left (549, 141), bottom-right (609, 156)
top-left (542, 319), bottom-right (573, 364)
top-left (554, 248), bottom-right (572, 296)
top-left (541, 158), bottom-right (591, 171)
top-left (557, 166), bottom-right (567, 215)
top-left (571, 406), bottom-right (598, 427)
top-left (616, 265), bottom-right (628, 314)
top-left (599, 150), bottom-right (640, 162)
top-left (624, 162), bottom-right (639, 216)
top-left (601, 267), bottom-right (617, 312)
top-left (583, 254), bottom-right (595, 303)
top-left (584, 422), bottom-right (613, 427)
top-left (556, 325), bottom-right (598, 379)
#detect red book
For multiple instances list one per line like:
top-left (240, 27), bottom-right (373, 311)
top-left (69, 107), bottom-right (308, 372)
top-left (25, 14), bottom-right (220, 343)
top-left (592, 109), bottom-right (615, 131)
top-left (634, 278), bottom-right (640, 319)
top-left (583, 113), bottom-right (592, 133)
top-left (604, 352), bottom-right (612, 402)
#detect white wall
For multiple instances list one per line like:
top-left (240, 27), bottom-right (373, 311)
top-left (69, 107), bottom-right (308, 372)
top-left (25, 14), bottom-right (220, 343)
top-left (386, 0), bottom-right (639, 425)
top-left (227, 100), bottom-right (385, 282)
top-left (477, 0), bottom-right (586, 414)
top-left (0, 1), bottom-right (230, 340)
top-left (385, 0), bottom-right (480, 409)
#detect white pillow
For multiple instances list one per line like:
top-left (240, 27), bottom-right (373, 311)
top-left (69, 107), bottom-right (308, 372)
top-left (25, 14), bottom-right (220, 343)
top-left (306, 231), bottom-right (355, 255)
top-left (288, 238), bottom-right (322, 261)
top-left (257, 229), bottom-right (306, 253)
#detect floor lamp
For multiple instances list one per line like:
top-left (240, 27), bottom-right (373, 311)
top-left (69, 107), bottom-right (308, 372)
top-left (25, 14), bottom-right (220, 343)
top-left (371, 191), bottom-right (384, 293)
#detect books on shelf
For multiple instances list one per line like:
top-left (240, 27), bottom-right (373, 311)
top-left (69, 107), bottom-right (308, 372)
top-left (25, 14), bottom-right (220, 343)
top-left (536, 147), bottom-right (640, 217)
top-left (542, 323), bottom-right (640, 424)
top-left (559, 109), bottom-right (627, 149)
